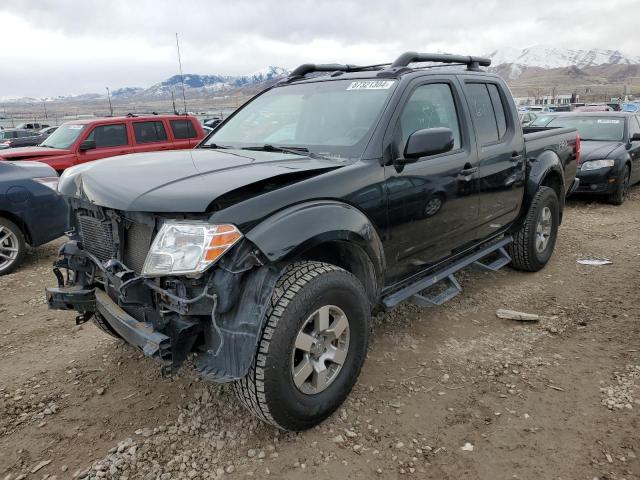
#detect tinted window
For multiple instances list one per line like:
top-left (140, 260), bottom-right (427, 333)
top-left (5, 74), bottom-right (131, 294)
top-left (399, 83), bottom-right (461, 151)
top-left (133, 121), bottom-right (168, 143)
top-left (629, 116), bottom-right (640, 139)
top-left (467, 83), bottom-right (499, 144)
top-left (170, 119), bottom-right (197, 139)
top-left (86, 124), bottom-right (128, 147)
top-left (487, 84), bottom-right (507, 138)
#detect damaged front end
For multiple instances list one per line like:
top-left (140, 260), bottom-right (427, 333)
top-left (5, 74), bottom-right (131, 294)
top-left (46, 200), bottom-right (279, 382)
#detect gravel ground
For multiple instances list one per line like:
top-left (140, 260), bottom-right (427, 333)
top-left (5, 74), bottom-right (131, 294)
top-left (1, 187), bottom-right (639, 480)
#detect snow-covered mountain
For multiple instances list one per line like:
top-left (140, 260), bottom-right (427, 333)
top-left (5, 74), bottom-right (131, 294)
top-left (487, 46), bottom-right (640, 70)
top-left (144, 66), bottom-right (289, 97)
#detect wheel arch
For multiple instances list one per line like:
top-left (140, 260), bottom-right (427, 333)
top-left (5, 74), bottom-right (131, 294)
top-left (526, 150), bottom-right (566, 223)
top-left (245, 200), bottom-right (385, 304)
top-left (0, 209), bottom-right (31, 244)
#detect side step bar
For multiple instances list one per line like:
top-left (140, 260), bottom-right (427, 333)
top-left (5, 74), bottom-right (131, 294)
top-left (382, 236), bottom-right (513, 309)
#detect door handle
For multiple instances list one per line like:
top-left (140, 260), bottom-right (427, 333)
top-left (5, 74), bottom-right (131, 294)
top-left (511, 152), bottom-right (524, 162)
top-left (459, 166), bottom-right (478, 176)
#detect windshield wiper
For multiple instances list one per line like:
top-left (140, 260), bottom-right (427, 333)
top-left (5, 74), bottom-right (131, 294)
top-left (241, 144), bottom-right (309, 156)
top-left (200, 143), bottom-right (232, 149)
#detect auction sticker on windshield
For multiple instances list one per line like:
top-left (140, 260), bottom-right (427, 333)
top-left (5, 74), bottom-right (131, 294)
top-left (346, 80), bottom-right (395, 90)
top-left (597, 119), bottom-right (621, 124)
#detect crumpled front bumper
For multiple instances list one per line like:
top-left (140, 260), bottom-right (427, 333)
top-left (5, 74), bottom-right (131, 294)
top-left (46, 285), bottom-right (172, 363)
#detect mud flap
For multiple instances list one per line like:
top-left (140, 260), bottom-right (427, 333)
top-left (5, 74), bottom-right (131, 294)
top-left (196, 265), bottom-right (280, 382)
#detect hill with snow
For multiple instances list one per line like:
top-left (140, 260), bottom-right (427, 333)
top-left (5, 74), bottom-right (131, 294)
top-left (486, 46), bottom-right (640, 79)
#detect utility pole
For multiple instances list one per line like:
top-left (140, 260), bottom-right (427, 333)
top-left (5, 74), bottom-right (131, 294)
top-left (105, 87), bottom-right (114, 116)
top-left (42, 99), bottom-right (48, 119)
top-left (171, 90), bottom-right (178, 114)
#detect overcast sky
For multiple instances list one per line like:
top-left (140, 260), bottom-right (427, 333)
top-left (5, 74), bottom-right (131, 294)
top-left (1, 0), bottom-right (638, 98)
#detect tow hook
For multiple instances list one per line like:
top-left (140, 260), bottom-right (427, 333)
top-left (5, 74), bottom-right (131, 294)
top-left (75, 312), bottom-right (93, 326)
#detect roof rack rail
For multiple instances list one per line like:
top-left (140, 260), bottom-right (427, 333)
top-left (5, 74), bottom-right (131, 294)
top-left (281, 63), bottom-right (391, 83)
top-left (390, 51), bottom-right (491, 71)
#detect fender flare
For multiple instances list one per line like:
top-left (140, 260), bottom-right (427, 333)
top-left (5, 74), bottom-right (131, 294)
top-left (245, 200), bottom-right (386, 288)
top-left (525, 151), bottom-right (566, 212)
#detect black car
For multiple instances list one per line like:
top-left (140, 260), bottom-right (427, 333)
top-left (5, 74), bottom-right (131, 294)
top-left (47, 51), bottom-right (579, 431)
top-left (543, 112), bottom-right (640, 204)
top-left (0, 161), bottom-right (68, 275)
top-left (0, 129), bottom-right (43, 149)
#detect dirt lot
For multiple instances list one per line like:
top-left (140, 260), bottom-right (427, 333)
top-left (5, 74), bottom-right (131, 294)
top-left (1, 188), bottom-right (639, 480)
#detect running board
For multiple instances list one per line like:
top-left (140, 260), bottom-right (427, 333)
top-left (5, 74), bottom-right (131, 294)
top-left (382, 236), bottom-right (512, 310)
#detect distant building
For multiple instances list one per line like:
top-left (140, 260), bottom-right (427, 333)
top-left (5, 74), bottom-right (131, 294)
top-left (513, 93), bottom-right (577, 106)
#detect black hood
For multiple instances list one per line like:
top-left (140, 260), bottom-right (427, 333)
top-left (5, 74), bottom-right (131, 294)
top-left (58, 149), bottom-right (341, 212)
top-left (579, 140), bottom-right (626, 163)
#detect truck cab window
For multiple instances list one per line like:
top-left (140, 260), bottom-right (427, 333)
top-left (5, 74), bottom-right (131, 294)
top-left (467, 83), bottom-right (500, 144)
top-left (399, 83), bottom-right (461, 151)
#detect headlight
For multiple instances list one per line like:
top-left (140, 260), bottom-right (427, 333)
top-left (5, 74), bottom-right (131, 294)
top-left (33, 176), bottom-right (60, 191)
top-left (581, 159), bottom-right (615, 171)
top-left (142, 222), bottom-right (242, 277)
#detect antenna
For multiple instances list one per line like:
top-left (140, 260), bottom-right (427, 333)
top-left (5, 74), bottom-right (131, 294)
top-left (175, 33), bottom-right (188, 115)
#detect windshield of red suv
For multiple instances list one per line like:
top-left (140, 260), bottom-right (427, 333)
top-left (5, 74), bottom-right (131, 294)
top-left (203, 79), bottom-right (397, 159)
top-left (40, 124), bottom-right (86, 149)
top-left (546, 116), bottom-right (625, 142)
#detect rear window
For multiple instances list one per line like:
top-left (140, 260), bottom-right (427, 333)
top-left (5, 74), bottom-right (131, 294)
top-left (466, 83), bottom-right (500, 144)
top-left (133, 121), bottom-right (168, 144)
top-left (170, 119), bottom-right (197, 139)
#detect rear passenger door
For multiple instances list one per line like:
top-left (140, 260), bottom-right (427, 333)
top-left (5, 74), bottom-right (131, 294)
top-left (462, 80), bottom-right (525, 238)
top-left (169, 119), bottom-right (199, 148)
top-left (78, 123), bottom-right (133, 163)
top-left (628, 116), bottom-right (640, 184)
top-left (132, 120), bottom-right (173, 153)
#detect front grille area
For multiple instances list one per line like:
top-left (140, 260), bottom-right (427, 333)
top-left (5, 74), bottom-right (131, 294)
top-left (76, 210), bottom-right (155, 274)
top-left (123, 221), bottom-right (154, 274)
top-left (77, 214), bottom-right (116, 262)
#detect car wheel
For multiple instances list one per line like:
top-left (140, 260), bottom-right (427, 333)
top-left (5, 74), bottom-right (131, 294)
top-left (507, 186), bottom-right (559, 272)
top-left (0, 218), bottom-right (26, 276)
top-left (234, 261), bottom-right (370, 431)
top-left (607, 165), bottom-right (630, 205)
top-left (423, 194), bottom-right (444, 217)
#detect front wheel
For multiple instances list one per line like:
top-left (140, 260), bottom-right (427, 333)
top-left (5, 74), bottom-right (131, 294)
top-left (0, 218), bottom-right (26, 276)
top-left (234, 261), bottom-right (370, 431)
top-left (508, 186), bottom-right (559, 272)
top-left (607, 165), bottom-right (630, 205)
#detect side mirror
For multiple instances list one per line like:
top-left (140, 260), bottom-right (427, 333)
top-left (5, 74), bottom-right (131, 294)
top-left (79, 140), bottom-right (96, 151)
top-left (402, 127), bottom-right (454, 162)
top-left (631, 133), bottom-right (640, 142)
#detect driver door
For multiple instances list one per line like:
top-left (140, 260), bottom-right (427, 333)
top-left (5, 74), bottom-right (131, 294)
top-left (382, 78), bottom-right (480, 284)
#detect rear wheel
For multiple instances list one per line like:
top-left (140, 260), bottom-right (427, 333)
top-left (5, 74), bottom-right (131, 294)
top-left (234, 261), bottom-right (370, 431)
top-left (508, 186), bottom-right (559, 272)
top-left (607, 165), bottom-right (630, 205)
top-left (0, 218), bottom-right (26, 276)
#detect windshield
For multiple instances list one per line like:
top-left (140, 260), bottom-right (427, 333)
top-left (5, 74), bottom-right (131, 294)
top-left (0, 131), bottom-right (13, 140)
top-left (203, 79), bottom-right (397, 159)
top-left (546, 116), bottom-right (625, 141)
top-left (40, 124), bottom-right (86, 149)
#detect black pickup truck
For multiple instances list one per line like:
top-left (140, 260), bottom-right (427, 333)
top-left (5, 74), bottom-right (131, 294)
top-left (47, 52), bottom-right (579, 431)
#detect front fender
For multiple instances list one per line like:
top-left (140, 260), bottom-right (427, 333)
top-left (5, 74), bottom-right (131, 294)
top-left (245, 200), bottom-right (385, 279)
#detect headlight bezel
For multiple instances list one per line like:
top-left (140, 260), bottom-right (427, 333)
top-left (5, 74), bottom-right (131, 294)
top-left (580, 159), bottom-right (616, 171)
top-left (141, 221), bottom-right (243, 277)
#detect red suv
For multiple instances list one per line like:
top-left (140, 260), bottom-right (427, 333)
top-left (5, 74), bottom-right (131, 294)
top-left (0, 115), bottom-right (205, 172)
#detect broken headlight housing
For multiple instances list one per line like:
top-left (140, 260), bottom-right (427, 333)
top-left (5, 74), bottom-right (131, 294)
top-left (142, 222), bottom-right (242, 277)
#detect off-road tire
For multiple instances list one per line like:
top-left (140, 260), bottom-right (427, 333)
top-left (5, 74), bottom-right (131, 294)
top-left (93, 312), bottom-right (123, 340)
top-left (0, 218), bottom-right (26, 276)
top-left (234, 261), bottom-right (370, 431)
top-left (508, 186), bottom-right (559, 272)
top-left (607, 164), bottom-right (630, 206)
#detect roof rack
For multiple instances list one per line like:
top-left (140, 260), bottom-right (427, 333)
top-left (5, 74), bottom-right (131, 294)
top-left (281, 63), bottom-right (391, 83)
top-left (390, 52), bottom-right (491, 71)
